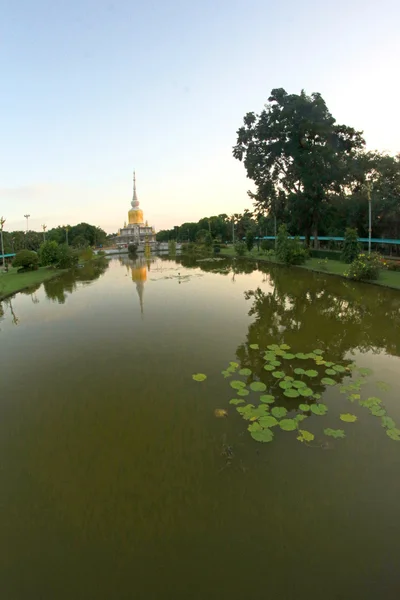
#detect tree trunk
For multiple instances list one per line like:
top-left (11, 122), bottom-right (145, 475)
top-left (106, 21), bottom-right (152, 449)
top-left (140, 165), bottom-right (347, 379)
top-left (313, 221), bottom-right (319, 249)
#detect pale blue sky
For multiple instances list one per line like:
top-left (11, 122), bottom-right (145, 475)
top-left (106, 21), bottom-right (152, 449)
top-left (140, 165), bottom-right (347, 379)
top-left (1, 0), bottom-right (399, 233)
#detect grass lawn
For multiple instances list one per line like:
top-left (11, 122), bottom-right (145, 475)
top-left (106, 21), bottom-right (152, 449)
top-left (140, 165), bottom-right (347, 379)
top-left (0, 266), bottom-right (64, 300)
top-left (220, 247), bottom-right (400, 290)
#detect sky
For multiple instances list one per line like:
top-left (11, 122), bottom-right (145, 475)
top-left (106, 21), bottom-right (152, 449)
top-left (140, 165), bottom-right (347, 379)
top-left (1, 0), bottom-right (399, 234)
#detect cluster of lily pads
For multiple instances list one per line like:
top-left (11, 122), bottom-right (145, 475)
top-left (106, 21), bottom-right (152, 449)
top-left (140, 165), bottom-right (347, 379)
top-left (192, 342), bottom-right (399, 445)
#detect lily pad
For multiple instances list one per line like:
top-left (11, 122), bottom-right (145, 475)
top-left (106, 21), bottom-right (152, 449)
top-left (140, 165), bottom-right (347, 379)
top-left (250, 381), bottom-right (267, 392)
top-left (271, 406), bottom-right (287, 419)
top-left (250, 428), bottom-right (274, 443)
top-left (296, 353), bottom-right (308, 360)
top-left (237, 404), bottom-right (255, 415)
top-left (311, 403), bottom-right (328, 416)
top-left (284, 376), bottom-right (294, 382)
top-left (332, 364), bottom-right (346, 373)
top-left (258, 415), bottom-right (279, 428)
top-left (267, 344), bottom-right (280, 350)
top-left (313, 393), bottom-right (322, 400)
top-left (248, 422), bottom-right (262, 432)
top-left (295, 414), bottom-right (308, 422)
top-left (292, 380), bottom-right (307, 389)
top-left (305, 370), bottom-right (318, 378)
top-left (376, 381), bottom-right (391, 392)
top-left (230, 380), bottom-right (246, 390)
top-left (279, 418), bottom-right (297, 431)
top-left (324, 361), bottom-right (334, 367)
top-left (340, 413), bottom-right (357, 423)
top-left (313, 349), bottom-right (323, 355)
top-left (358, 367), bottom-right (373, 376)
top-left (386, 428), bottom-right (400, 441)
top-left (272, 371), bottom-right (285, 379)
top-left (279, 381), bottom-right (293, 390)
top-left (260, 394), bottom-right (275, 404)
top-left (369, 406), bottom-right (386, 417)
top-left (381, 416), bottom-right (396, 429)
top-left (229, 398), bottom-right (245, 405)
top-left (299, 404), bottom-right (311, 412)
top-left (221, 370), bottom-right (232, 378)
top-left (214, 409), bottom-right (228, 418)
top-left (229, 362), bottom-right (239, 369)
top-left (321, 377), bottom-right (336, 386)
top-left (325, 369), bottom-right (336, 376)
top-left (284, 389), bottom-right (300, 398)
top-left (360, 396), bottom-right (381, 408)
top-left (324, 428), bottom-right (346, 439)
top-left (237, 388), bottom-right (250, 397)
top-left (348, 393), bottom-right (360, 402)
top-left (294, 368), bottom-right (305, 375)
top-left (239, 368), bottom-right (252, 376)
top-left (192, 373), bottom-right (207, 382)
top-left (297, 429), bottom-right (315, 442)
top-left (280, 344), bottom-right (291, 350)
top-left (282, 353), bottom-right (295, 360)
top-left (249, 343), bottom-right (259, 350)
top-left (270, 360), bottom-right (281, 367)
top-left (299, 387), bottom-right (314, 397)
top-left (263, 364), bottom-right (276, 371)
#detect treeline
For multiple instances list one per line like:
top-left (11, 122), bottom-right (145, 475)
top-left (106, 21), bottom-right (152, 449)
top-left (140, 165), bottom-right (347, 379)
top-left (2, 222), bottom-right (107, 254)
top-left (158, 88), bottom-right (400, 245)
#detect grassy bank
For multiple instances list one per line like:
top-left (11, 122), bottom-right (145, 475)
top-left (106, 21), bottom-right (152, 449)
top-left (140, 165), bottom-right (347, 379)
top-left (0, 266), bottom-right (65, 300)
top-left (220, 247), bottom-right (400, 291)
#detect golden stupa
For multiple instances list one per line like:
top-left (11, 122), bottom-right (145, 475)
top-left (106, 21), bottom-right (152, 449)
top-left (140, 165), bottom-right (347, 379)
top-left (128, 171), bottom-right (144, 225)
top-left (115, 171), bottom-right (156, 248)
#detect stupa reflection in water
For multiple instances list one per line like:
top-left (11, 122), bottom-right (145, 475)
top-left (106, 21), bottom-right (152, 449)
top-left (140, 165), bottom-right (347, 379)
top-left (119, 256), bottom-right (152, 317)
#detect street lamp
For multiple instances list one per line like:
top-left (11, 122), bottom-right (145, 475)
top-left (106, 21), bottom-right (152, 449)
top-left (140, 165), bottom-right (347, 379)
top-left (65, 226), bottom-right (70, 245)
top-left (366, 182), bottom-right (372, 254)
top-left (42, 224), bottom-right (47, 242)
top-left (0, 216), bottom-right (6, 271)
top-left (24, 214), bottom-right (30, 249)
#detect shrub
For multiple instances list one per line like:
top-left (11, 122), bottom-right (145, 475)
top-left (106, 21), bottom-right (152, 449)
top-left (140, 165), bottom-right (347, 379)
top-left (309, 249), bottom-right (341, 260)
top-left (39, 240), bottom-right (59, 266)
top-left (342, 228), bottom-right (360, 264)
top-left (79, 247), bottom-right (94, 261)
top-left (384, 259), bottom-right (400, 271)
top-left (56, 244), bottom-right (79, 269)
top-left (168, 240), bottom-right (177, 255)
top-left (128, 243), bottom-right (138, 257)
top-left (213, 240), bottom-right (221, 255)
top-left (245, 230), bottom-right (255, 252)
top-left (260, 240), bottom-right (275, 253)
top-left (97, 250), bottom-right (105, 257)
top-left (235, 241), bottom-right (246, 256)
top-left (276, 225), bottom-right (307, 265)
top-left (345, 253), bottom-right (381, 281)
top-left (13, 250), bottom-right (39, 271)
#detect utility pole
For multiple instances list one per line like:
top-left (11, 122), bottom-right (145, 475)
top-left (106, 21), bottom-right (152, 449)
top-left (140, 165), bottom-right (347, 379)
top-left (65, 226), bottom-right (70, 245)
top-left (24, 214), bottom-right (30, 248)
top-left (0, 216), bottom-right (6, 271)
top-left (367, 182), bottom-right (372, 254)
top-left (231, 215), bottom-right (235, 245)
top-left (42, 224), bottom-right (47, 242)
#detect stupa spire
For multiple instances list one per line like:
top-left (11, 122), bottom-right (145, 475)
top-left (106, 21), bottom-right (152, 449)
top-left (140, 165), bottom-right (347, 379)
top-left (131, 170), bottom-right (139, 209)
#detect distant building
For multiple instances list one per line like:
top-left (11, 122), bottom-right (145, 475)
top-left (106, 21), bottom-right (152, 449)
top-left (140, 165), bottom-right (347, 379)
top-left (115, 172), bottom-right (156, 249)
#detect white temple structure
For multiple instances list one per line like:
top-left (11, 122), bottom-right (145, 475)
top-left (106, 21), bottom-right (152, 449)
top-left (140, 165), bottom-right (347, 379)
top-left (115, 172), bottom-right (156, 250)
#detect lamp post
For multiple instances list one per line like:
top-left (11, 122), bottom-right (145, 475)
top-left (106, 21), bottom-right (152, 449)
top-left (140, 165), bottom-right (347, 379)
top-left (42, 224), bottom-right (47, 242)
top-left (0, 216), bottom-right (6, 271)
top-left (367, 182), bottom-right (372, 254)
top-left (65, 226), bottom-right (70, 245)
top-left (24, 214), bottom-right (30, 248)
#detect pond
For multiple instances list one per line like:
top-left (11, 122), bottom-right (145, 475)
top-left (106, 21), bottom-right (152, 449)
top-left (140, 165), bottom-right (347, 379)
top-left (1, 255), bottom-right (400, 599)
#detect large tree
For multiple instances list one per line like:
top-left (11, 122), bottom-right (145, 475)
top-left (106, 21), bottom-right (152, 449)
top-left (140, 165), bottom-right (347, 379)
top-left (233, 88), bottom-right (365, 246)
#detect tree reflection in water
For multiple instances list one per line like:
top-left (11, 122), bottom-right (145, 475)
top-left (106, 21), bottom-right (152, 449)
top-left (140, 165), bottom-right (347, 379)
top-left (43, 259), bottom-right (109, 304)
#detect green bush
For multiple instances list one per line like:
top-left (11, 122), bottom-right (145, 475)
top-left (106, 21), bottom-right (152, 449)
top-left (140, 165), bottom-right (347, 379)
top-left (56, 244), bottom-right (79, 268)
top-left (13, 250), bottom-right (39, 271)
top-left (79, 247), bottom-right (94, 261)
top-left (39, 240), bottom-right (59, 266)
top-left (384, 259), bottom-right (400, 271)
top-left (235, 241), bottom-right (246, 256)
top-left (260, 240), bottom-right (275, 252)
top-left (128, 244), bottom-right (138, 257)
top-left (345, 253), bottom-right (381, 281)
top-left (342, 228), bottom-right (360, 263)
top-left (168, 240), bottom-right (177, 255)
top-left (213, 240), bottom-right (221, 254)
top-left (309, 249), bottom-right (341, 260)
top-left (276, 225), bottom-right (307, 265)
top-left (245, 230), bottom-right (255, 252)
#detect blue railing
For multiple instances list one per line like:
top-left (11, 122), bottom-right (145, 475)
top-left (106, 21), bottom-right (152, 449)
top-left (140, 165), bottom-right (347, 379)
top-left (253, 236), bottom-right (400, 245)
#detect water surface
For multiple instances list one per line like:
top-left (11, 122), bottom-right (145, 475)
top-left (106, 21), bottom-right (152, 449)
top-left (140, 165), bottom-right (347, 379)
top-left (1, 256), bottom-right (400, 599)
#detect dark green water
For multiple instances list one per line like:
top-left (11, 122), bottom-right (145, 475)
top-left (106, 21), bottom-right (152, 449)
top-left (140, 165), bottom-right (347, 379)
top-left (1, 256), bottom-right (400, 600)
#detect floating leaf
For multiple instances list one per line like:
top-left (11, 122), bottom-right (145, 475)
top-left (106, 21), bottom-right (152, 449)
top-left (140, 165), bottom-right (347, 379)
top-left (267, 344), bottom-right (279, 350)
top-left (237, 404), bottom-right (255, 415)
top-left (248, 422), bottom-right (262, 432)
top-left (250, 381), bottom-right (267, 392)
top-left (386, 428), bottom-right (400, 441)
top-left (263, 364), bottom-right (275, 371)
top-left (296, 353), bottom-right (308, 360)
top-left (192, 373), bottom-right (207, 382)
top-left (340, 413), bottom-right (357, 423)
top-left (311, 403), bottom-right (328, 416)
top-left (313, 393), bottom-right (322, 400)
top-left (242, 406), bottom-right (269, 420)
top-left (299, 387), bottom-right (314, 397)
top-left (369, 406), bottom-right (386, 417)
top-left (239, 368), bottom-right (252, 376)
top-left (282, 353), bottom-right (295, 360)
top-left (292, 380), bottom-right (306, 389)
top-left (229, 362), bottom-right (239, 369)
top-left (260, 394), bottom-right (275, 404)
top-left (251, 428), bottom-right (274, 443)
top-left (271, 406), bottom-right (287, 419)
top-left (297, 429), bottom-right (315, 442)
top-left (279, 418), bottom-right (297, 431)
top-left (230, 380), bottom-right (246, 390)
top-left (376, 381), bottom-right (391, 392)
top-left (270, 360), bottom-right (281, 367)
top-left (381, 416), bottom-right (396, 429)
top-left (321, 377), bottom-right (336, 386)
top-left (249, 343), bottom-right (259, 350)
top-left (284, 389), bottom-right (300, 398)
top-left (306, 353), bottom-right (318, 360)
top-left (279, 381), bottom-right (292, 390)
top-left (221, 370), bottom-right (232, 378)
top-left (332, 364), bottom-right (346, 373)
top-left (359, 397), bottom-right (381, 408)
top-left (313, 349), bottom-right (323, 355)
top-left (348, 393), bottom-right (360, 402)
top-left (280, 344), bottom-right (291, 350)
top-left (294, 368), bottom-right (305, 375)
top-left (258, 415), bottom-right (279, 428)
top-left (214, 409), bottom-right (228, 418)
top-left (272, 371), bottom-right (285, 379)
top-left (324, 428), bottom-right (345, 439)
top-left (237, 388), bottom-right (250, 397)
top-left (305, 370), bottom-right (318, 378)
top-left (358, 367), bottom-right (373, 376)
top-left (299, 404), bottom-right (311, 412)
top-left (324, 361), bottom-right (334, 367)
top-left (229, 398), bottom-right (245, 405)
top-left (295, 414), bottom-right (308, 422)
top-left (325, 369), bottom-right (336, 376)
top-left (284, 376), bottom-right (294, 382)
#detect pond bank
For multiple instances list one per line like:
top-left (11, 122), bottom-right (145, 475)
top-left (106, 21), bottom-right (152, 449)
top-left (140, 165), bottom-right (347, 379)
top-left (219, 248), bottom-right (400, 290)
